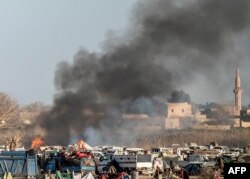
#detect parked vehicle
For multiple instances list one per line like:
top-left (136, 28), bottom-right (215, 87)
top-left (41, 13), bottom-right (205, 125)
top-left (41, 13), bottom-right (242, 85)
top-left (214, 146), bottom-right (230, 154)
top-left (98, 154), bottom-right (154, 175)
top-left (183, 162), bottom-right (203, 176)
top-left (44, 151), bottom-right (96, 174)
top-left (230, 148), bottom-right (243, 157)
top-left (91, 151), bottom-right (105, 161)
top-left (0, 150), bottom-right (39, 177)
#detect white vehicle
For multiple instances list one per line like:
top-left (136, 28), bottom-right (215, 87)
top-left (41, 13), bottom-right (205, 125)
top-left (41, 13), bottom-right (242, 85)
top-left (198, 146), bottom-right (209, 151)
top-left (214, 146), bottom-right (230, 154)
top-left (92, 146), bottom-right (103, 151)
top-left (230, 148), bottom-right (243, 157)
top-left (91, 151), bottom-right (105, 160)
top-left (189, 145), bottom-right (209, 151)
top-left (175, 147), bottom-right (193, 156)
top-left (125, 148), bottom-right (144, 155)
top-left (103, 146), bottom-right (124, 156)
top-left (13, 147), bottom-right (25, 151)
top-left (172, 144), bottom-right (181, 148)
top-left (151, 147), bottom-right (165, 153)
top-left (151, 147), bottom-right (176, 158)
top-left (97, 154), bottom-right (154, 175)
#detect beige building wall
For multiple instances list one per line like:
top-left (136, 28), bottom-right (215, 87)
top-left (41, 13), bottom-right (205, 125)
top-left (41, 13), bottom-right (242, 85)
top-left (240, 109), bottom-right (250, 128)
top-left (165, 117), bottom-right (180, 129)
top-left (165, 102), bottom-right (209, 129)
top-left (194, 112), bottom-right (208, 123)
top-left (165, 102), bottom-right (238, 130)
top-left (220, 105), bottom-right (241, 128)
top-left (165, 102), bottom-right (192, 129)
top-left (233, 118), bottom-right (241, 127)
top-left (167, 102), bottom-right (192, 118)
top-left (242, 121), bottom-right (250, 128)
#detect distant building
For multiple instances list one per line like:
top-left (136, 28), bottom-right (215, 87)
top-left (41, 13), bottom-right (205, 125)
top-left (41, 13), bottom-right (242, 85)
top-left (232, 69), bottom-right (250, 128)
top-left (232, 69), bottom-right (243, 127)
top-left (165, 102), bottom-right (232, 130)
top-left (166, 102), bottom-right (192, 118)
top-left (165, 102), bottom-right (201, 129)
top-left (164, 69), bottom-right (250, 130)
top-left (240, 109), bottom-right (250, 128)
top-left (233, 69), bottom-right (243, 115)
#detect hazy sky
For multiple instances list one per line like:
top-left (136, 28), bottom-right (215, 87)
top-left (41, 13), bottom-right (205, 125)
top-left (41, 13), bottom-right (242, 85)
top-left (0, 0), bottom-right (136, 104)
top-left (1, 0), bottom-right (250, 106)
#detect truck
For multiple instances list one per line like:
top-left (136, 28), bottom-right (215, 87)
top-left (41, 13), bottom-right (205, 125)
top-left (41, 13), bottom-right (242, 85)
top-left (98, 154), bottom-right (154, 175)
top-left (44, 150), bottom-right (96, 175)
top-left (0, 150), bottom-right (40, 178)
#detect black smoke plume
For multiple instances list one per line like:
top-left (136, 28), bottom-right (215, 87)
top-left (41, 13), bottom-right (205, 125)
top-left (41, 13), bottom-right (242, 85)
top-left (168, 90), bottom-right (191, 103)
top-left (35, 0), bottom-right (250, 146)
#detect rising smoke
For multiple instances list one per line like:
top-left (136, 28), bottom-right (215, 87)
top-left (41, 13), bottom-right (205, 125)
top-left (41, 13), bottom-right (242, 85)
top-left (168, 90), bottom-right (191, 103)
top-left (35, 0), bottom-right (250, 146)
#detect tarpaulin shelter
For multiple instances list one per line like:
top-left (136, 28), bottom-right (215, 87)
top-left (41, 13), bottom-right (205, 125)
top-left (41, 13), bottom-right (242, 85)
top-left (75, 140), bottom-right (92, 150)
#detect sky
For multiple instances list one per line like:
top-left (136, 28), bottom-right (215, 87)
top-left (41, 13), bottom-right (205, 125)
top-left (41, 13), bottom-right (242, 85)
top-left (1, 0), bottom-right (250, 106)
top-left (0, 0), bottom-right (136, 105)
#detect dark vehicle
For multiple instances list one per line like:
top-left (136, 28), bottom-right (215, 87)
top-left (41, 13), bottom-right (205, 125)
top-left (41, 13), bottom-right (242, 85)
top-left (183, 162), bottom-right (202, 176)
top-left (215, 155), bottom-right (235, 169)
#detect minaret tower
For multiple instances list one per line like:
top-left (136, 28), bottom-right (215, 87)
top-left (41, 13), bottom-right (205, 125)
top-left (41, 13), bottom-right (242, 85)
top-left (233, 69), bottom-right (243, 114)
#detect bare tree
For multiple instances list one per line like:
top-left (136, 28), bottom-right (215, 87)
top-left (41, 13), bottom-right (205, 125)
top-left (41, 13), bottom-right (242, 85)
top-left (0, 92), bottom-right (21, 146)
top-left (0, 93), bottom-right (18, 123)
top-left (22, 101), bottom-right (49, 113)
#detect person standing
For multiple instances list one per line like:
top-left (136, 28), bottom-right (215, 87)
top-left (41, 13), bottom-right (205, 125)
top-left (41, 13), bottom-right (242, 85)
top-left (169, 160), bottom-right (175, 173)
top-left (180, 168), bottom-right (189, 179)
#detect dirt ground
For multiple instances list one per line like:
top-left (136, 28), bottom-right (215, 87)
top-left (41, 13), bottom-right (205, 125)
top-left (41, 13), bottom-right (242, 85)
top-left (138, 176), bottom-right (224, 179)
